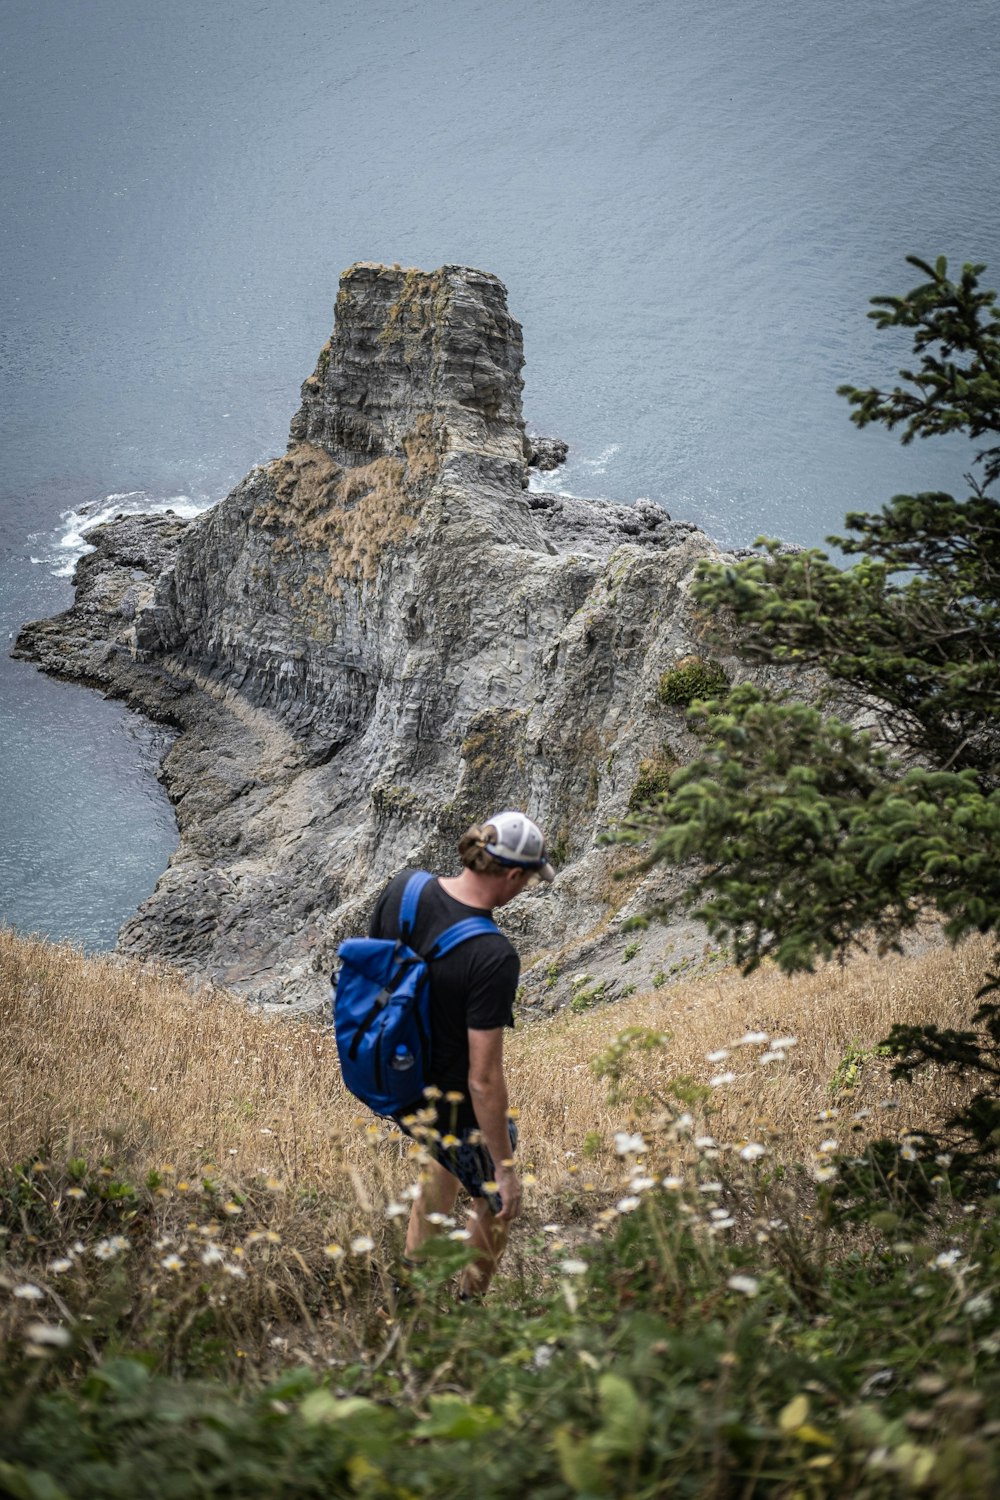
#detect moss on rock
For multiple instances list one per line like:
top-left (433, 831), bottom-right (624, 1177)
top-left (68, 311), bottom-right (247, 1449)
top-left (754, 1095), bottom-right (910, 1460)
top-left (628, 749), bottom-right (678, 810)
top-left (658, 656), bottom-right (729, 708)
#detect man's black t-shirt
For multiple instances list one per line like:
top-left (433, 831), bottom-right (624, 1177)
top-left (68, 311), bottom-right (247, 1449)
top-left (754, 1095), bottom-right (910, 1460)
top-left (368, 869), bottom-right (519, 1130)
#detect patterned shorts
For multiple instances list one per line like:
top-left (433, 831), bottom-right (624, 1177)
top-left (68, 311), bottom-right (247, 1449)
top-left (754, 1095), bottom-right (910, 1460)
top-left (397, 1115), bottom-right (519, 1215)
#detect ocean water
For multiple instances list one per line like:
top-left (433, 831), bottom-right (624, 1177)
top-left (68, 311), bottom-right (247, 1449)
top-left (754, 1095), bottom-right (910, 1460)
top-left (2, 0), bottom-right (998, 947)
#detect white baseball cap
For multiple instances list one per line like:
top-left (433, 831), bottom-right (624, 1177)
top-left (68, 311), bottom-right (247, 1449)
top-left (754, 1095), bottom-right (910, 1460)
top-left (484, 809), bottom-right (555, 882)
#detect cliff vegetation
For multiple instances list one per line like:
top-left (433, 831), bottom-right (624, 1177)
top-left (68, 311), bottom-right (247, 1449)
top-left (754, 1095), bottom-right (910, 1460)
top-left (2, 925), bottom-right (998, 1496)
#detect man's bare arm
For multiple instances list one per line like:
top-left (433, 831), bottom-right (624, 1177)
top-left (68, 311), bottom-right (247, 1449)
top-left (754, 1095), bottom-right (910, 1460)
top-left (467, 1027), bottom-right (522, 1222)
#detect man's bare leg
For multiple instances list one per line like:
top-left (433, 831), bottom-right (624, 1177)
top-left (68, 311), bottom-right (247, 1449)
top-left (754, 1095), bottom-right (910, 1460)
top-left (405, 1157), bottom-right (460, 1259)
top-left (459, 1197), bottom-right (509, 1297)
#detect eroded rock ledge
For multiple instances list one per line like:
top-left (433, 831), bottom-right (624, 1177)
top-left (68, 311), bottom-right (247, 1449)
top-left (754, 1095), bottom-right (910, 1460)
top-left (16, 264), bottom-right (741, 1009)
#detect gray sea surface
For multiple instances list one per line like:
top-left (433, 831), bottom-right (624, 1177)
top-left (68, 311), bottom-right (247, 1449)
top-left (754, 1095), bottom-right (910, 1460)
top-left (2, 0), bottom-right (998, 946)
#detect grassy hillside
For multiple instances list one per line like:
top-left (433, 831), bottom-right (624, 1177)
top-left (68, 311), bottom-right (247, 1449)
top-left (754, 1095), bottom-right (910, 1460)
top-left (2, 926), bottom-right (998, 1496)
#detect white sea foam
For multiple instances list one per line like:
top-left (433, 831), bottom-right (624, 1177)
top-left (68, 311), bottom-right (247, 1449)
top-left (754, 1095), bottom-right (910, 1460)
top-left (578, 443), bottom-right (620, 474)
top-left (527, 441), bottom-right (620, 501)
top-left (33, 491), bottom-right (213, 578)
top-left (527, 466), bottom-right (564, 494)
top-left (527, 441), bottom-right (625, 502)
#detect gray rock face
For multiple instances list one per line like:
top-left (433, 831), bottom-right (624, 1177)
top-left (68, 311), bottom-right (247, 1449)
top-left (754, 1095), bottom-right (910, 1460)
top-left (15, 263), bottom-right (745, 1011)
top-left (527, 434), bottom-right (569, 472)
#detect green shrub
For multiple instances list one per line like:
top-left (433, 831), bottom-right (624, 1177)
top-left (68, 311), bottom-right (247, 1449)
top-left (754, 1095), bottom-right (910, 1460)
top-left (657, 656), bottom-right (730, 707)
top-left (628, 751), bottom-right (677, 810)
top-left (4, 1189), bottom-right (998, 1499)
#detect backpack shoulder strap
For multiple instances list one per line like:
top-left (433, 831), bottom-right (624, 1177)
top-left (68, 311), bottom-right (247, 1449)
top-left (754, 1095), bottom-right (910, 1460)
top-left (398, 870), bottom-right (434, 939)
top-left (428, 916), bottom-right (500, 961)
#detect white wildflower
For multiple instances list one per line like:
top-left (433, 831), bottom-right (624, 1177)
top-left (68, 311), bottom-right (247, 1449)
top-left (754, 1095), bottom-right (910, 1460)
top-left (740, 1143), bottom-right (766, 1162)
top-left (964, 1293), bottom-right (993, 1320)
top-left (160, 1254), bottom-right (184, 1272)
top-left (705, 1049), bottom-right (729, 1063)
top-left (630, 1177), bottom-right (656, 1192)
top-left (223, 1263), bottom-right (247, 1280)
top-left (350, 1236), bottom-right (375, 1255)
top-left (560, 1259), bottom-right (588, 1275)
top-left (812, 1163), bottom-right (837, 1183)
top-left (734, 1031), bottom-right (768, 1046)
top-left (384, 1201), bottom-right (408, 1219)
top-left (727, 1274), bottom-right (759, 1296)
top-left (616, 1196), bottom-right (641, 1213)
top-left (201, 1245), bottom-right (225, 1266)
top-left (759, 1051), bottom-right (785, 1065)
top-left (675, 1112), bottom-right (694, 1132)
top-left (933, 1248), bottom-right (962, 1269)
top-left (13, 1284), bottom-right (44, 1301)
top-left (699, 1181), bottom-right (723, 1194)
top-left (771, 1036), bottom-right (797, 1049)
top-left (24, 1322), bottom-right (71, 1347)
top-left (662, 1175), bottom-right (683, 1190)
top-left (47, 1259), bottom-right (73, 1275)
top-left (447, 1228), bottom-right (472, 1242)
top-left (614, 1131), bottom-right (646, 1156)
top-left (710, 1215), bottom-right (735, 1229)
top-left (818, 1139), bottom-right (838, 1154)
top-left (709, 1072), bottom-right (736, 1088)
top-left (695, 1136), bottom-right (717, 1150)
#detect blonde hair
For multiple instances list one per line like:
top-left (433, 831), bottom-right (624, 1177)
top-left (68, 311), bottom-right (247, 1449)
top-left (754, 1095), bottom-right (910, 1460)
top-left (457, 822), bottom-right (508, 876)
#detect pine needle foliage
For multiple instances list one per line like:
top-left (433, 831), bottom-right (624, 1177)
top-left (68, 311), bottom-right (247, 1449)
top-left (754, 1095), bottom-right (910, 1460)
top-left (615, 256), bottom-right (1000, 1201)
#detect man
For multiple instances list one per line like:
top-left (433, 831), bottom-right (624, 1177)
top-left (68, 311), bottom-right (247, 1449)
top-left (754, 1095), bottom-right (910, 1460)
top-left (368, 810), bottom-right (554, 1297)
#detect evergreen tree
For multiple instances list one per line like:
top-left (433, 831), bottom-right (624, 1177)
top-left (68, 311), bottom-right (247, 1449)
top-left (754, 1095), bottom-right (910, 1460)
top-left (619, 256), bottom-right (1000, 1195)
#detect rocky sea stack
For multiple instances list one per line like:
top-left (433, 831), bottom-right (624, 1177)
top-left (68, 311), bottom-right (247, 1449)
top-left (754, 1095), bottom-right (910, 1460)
top-left (16, 264), bottom-right (737, 1008)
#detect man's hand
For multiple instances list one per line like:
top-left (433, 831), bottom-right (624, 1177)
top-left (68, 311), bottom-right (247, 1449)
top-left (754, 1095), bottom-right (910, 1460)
top-left (495, 1163), bottom-right (523, 1222)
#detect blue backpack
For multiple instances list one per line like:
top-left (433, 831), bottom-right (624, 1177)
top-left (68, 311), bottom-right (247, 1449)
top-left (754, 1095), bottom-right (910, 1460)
top-left (332, 870), bottom-right (499, 1117)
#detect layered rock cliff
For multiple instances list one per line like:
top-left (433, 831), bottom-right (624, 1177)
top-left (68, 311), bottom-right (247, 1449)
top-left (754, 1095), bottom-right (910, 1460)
top-left (16, 264), bottom-right (740, 1010)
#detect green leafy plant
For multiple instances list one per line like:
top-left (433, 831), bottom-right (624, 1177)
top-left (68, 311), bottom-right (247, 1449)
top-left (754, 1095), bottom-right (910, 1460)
top-left (828, 1040), bottom-right (890, 1097)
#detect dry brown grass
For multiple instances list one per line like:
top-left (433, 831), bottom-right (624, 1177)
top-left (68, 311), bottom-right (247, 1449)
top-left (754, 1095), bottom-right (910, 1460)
top-left (261, 439), bottom-right (435, 592)
top-left (1, 926), bottom-right (989, 1216)
top-left (0, 929), bottom-right (393, 1244)
top-left (0, 925), bottom-right (991, 1370)
top-left (519, 935), bottom-right (990, 1181)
